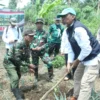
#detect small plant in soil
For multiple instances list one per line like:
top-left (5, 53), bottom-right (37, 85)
top-left (53, 87), bottom-right (66, 100)
top-left (90, 89), bottom-right (100, 100)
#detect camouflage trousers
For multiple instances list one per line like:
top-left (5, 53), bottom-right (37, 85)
top-left (31, 51), bottom-right (52, 68)
top-left (3, 59), bottom-right (21, 89)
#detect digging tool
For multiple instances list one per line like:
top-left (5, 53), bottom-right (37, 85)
top-left (40, 65), bottom-right (74, 100)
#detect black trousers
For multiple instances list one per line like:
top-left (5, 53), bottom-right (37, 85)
top-left (6, 49), bottom-right (9, 54)
top-left (48, 43), bottom-right (60, 56)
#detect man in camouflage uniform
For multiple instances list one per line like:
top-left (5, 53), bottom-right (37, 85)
top-left (47, 16), bottom-right (64, 56)
top-left (3, 29), bottom-right (35, 100)
top-left (30, 18), bottom-right (53, 82)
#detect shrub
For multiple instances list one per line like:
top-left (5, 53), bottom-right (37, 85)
top-left (52, 55), bottom-right (65, 68)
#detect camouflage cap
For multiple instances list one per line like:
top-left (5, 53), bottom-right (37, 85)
top-left (35, 18), bottom-right (44, 24)
top-left (24, 29), bottom-right (35, 36)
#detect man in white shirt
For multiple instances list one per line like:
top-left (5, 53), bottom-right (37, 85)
top-left (58, 8), bottom-right (100, 100)
top-left (61, 28), bottom-right (76, 80)
top-left (97, 28), bottom-right (100, 43)
top-left (2, 17), bottom-right (22, 54)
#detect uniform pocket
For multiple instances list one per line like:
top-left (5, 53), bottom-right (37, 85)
top-left (86, 65), bottom-right (99, 82)
top-left (87, 65), bottom-right (99, 75)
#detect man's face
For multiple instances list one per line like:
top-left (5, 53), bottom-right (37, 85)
top-left (25, 35), bottom-right (33, 43)
top-left (55, 20), bottom-right (61, 25)
top-left (36, 23), bottom-right (43, 30)
top-left (62, 14), bottom-right (75, 27)
top-left (11, 24), bottom-right (16, 28)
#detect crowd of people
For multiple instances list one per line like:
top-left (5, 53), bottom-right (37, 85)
top-left (2, 8), bottom-right (100, 100)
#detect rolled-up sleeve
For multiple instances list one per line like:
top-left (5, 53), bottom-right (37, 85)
top-left (17, 28), bottom-right (23, 42)
top-left (67, 42), bottom-right (75, 63)
top-left (97, 29), bottom-right (100, 43)
top-left (74, 27), bottom-right (92, 61)
top-left (60, 29), bottom-right (68, 53)
top-left (60, 28), bottom-right (75, 63)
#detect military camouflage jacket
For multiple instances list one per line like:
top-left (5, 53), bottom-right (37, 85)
top-left (30, 30), bottom-right (48, 51)
top-left (4, 40), bottom-right (31, 66)
top-left (47, 24), bottom-right (64, 44)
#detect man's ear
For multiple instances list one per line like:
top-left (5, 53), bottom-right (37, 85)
top-left (24, 35), bottom-right (27, 39)
top-left (72, 15), bottom-right (75, 20)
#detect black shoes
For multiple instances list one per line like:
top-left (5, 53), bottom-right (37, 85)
top-left (12, 88), bottom-right (25, 100)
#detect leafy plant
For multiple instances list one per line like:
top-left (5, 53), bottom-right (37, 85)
top-left (9, 0), bottom-right (17, 9)
top-left (52, 55), bottom-right (65, 68)
top-left (38, 0), bottom-right (62, 18)
top-left (54, 87), bottom-right (66, 100)
top-left (20, 65), bottom-right (29, 73)
top-left (90, 89), bottom-right (100, 100)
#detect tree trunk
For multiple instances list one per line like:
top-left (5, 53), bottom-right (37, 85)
top-left (68, 0), bottom-right (71, 6)
top-left (97, 0), bottom-right (100, 15)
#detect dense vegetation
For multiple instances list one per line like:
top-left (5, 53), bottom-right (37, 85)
top-left (6, 0), bottom-right (100, 35)
top-left (23, 0), bottom-right (100, 35)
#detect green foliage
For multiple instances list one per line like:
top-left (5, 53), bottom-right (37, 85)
top-left (81, 17), bottom-right (100, 36)
top-left (52, 55), bottom-right (65, 68)
top-left (74, 4), bottom-right (100, 36)
top-left (53, 88), bottom-right (100, 100)
top-left (24, 0), bottom-right (100, 36)
top-left (9, 0), bottom-right (17, 9)
top-left (90, 89), bottom-right (100, 100)
top-left (24, 0), bottom-right (63, 23)
top-left (20, 65), bottom-right (29, 73)
top-left (24, 0), bottom-right (42, 23)
top-left (25, 5), bottom-right (37, 22)
top-left (54, 87), bottom-right (66, 100)
top-left (38, 0), bottom-right (62, 18)
top-left (82, 6), bottom-right (93, 13)
top-left (0, 4), bottom-right (5, 7)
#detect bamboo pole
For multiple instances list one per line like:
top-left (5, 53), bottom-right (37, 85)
top-left (40, 66), bottom-right (73, 100)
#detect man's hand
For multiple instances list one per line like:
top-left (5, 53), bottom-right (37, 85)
top-left (29, 64), bottom-right (35, 69)
top-left (32, 47), bottom-right (42, 51)
top-left (9, 40), bottom-right (15, 44)
top-left (66, 63), bottom-right (71, 73)
top-left (29, 64), bottom-right (35, 73)
top-left (35, 47), bottom-right (42, 51)
top-left (73, 59), bottom-right (80, 67)
top-left (29, 68), bottom-right (35, 73)
top-left (60, 52), bottom-right (64, 55)
top-left (32, 48), bottom-right (37, 51)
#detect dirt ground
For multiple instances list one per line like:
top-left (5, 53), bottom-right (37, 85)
top-left (0, 38), bottom-right (100, 100)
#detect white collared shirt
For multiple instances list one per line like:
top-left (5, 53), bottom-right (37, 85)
top-left (97, 29), bottom-right (100, 43)
top-left (2, 26), bottom-right (23, 49)
top-left (62, 27), bottom-right (99, 66)
top-left (60, 28), bottom-right (68, 54)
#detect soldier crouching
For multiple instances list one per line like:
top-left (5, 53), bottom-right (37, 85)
top-left (3, 29), bottom-right (35, 100)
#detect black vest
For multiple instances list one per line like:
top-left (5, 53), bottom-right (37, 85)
top-left (67, 20), bottom-right (100, 61)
